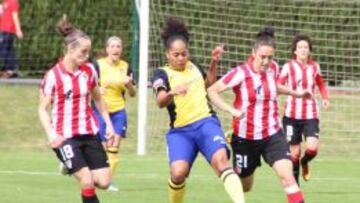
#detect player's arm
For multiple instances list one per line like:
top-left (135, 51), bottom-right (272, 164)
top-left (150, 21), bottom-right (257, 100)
top-left (125, 68), bottom-right (136, 97)
top-left (276, 63), bottom-right (312, 98)
top-left (38, 92), bottom-right (64, 148)
top-left (207, 80), bottom-right (242, 118)
top-left (155, 85), bottom-right (188, 108)
top-left (277, 84), bottom-right (312, 99)
top-left (91, 85), bottom-right (115, 139)
top-left (152, 69), bottom-right (187, 108)
top-left (315, 66), bottom-right (330, 109)
top-left (205, 44), bottom-right (225, 87)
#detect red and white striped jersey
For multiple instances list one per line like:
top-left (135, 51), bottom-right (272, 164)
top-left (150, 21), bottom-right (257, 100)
top-left (40, 61), bottom-right (99, 139)
top-left (279, 59), bottom-right (329, 120)
top-left (221, 57), bottom-right (281, 140)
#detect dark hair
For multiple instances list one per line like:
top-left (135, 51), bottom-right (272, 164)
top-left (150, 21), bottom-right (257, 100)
top-left (291, 33), bottom-right (313, 57)
top-left (161, 17), bottom-right (190, 49)
top-left (254, 27), bottom-right (276, 50)
top-left (56, 18), bottom-right (89, 46)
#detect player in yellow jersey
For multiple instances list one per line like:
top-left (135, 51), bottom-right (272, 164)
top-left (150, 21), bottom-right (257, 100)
top-left (151, 17), bottom-right (245, 203)
top-left (93, 36), bottom-right (136, 192)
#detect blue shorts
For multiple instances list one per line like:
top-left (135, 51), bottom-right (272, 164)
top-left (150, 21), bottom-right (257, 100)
top-left (166, 116), bottom-right (228, 166)
top-left (93, 109), bottom-right (127, 142)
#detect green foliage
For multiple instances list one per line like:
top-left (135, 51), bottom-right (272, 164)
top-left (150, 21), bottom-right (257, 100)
top-left (15, 0), bottom-right (132, 77)
top-left (149, 0), bottom-right (360, 84)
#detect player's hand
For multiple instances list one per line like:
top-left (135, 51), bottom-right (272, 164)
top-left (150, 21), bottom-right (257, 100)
top-left (211, 44), bottom-right (225, 62)
top-left (322, 99), bottom-right (330, 110)
top-left (50, 135), bottom-right (65, 149)
top-left (123, 75), bottom-right (133, 86)
top-left (297, 90), bottom-right (312, 99)
top-left (169, 84), bottom-right (188, 96)
top-left (230, 108), bottom-right (244, 119)
top-left (105, 125), bottom-right (115, 143)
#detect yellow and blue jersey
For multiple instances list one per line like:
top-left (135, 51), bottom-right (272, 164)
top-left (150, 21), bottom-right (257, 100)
top-left (96, 58), bottom-right (133, 113)
top-left (152, 61), bottom-right (214, 128)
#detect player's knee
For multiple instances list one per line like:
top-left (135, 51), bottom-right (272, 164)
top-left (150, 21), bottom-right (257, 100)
top-left (211, 149), bottom-right (230, 172)
top-left (96, 178), bottom-right (111, 189)
top-left (79, 177), bottom-right (96, 189)
top-left (170, 168), bottom-right (188, 183)
top-left (279, 173), bottom-right (297, 187)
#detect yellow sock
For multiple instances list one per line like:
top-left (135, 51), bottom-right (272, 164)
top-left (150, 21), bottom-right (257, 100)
top-left (168, 179), bottom-right (186, 203)
top-left (220, 168), bottom-right (245, 203)
top-left (106, 147), bottom-right (119, 176)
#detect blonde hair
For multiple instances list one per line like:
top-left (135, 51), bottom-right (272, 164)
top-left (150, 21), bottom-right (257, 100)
top-left (106, 36), bottom-right (122, 47)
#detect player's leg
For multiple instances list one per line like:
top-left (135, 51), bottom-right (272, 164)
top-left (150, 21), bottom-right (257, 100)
top-left (54, 138), bottom-right (101, 203)
top-left (83, 135), bottom-right (111, 190)
top-left (74, 167), bottom-right (100, 203)
top-left (301, 119), bottom-right (320, 181)
top-left (105, 110), bottom-right (127, 191)
top-left (283, 117), bottom-right (303, 184)
top-left (196, 117), bottom-right (245, 203)
top-left (289, 144), bottom-right (301, 184)
top-left (231, 137), bottom-right (260, 193)
top-left (93, 109), bottom-right (118, 191)
top-left (263, 131), bottom-right (304, 203)
top-left (166, 129), bottom-right (197, 203)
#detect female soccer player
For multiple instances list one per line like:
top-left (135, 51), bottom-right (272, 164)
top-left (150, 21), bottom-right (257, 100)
top-left (93, 36), bottom-right (136, 192)
top-left (38, 18), bottom-right (114, 203)
top-left (278, 34), bottom-right (330, 183)
top-left (152, 17), bottom-right (245, 203)
top-left (208, 27), bottom-right (309, 203)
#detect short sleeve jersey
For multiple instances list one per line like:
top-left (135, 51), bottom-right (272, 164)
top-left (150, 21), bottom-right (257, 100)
top-left (40, 61), bottom-right (99, 138)
top-left (152, 61), bottom-right (213, 128)
top-left (96, 58), bottom-right (133, 113)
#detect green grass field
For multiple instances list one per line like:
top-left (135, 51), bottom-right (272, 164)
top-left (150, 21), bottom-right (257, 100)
top-left (0, 85), bottom-right (360, 203)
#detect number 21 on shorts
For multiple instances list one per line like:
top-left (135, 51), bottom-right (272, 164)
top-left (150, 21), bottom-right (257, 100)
top-left (235, 154), bottom-right (248, 169)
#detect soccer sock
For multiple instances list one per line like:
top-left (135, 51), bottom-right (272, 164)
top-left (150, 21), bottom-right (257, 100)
top-left (220, 167), bottom-right (245, 203)
top-left (107, 147), bottom-right (120, 176)
top-left (301, 149), bottom-right (317, 165)
top-left (168, 178), bottom-right (186, 203)
top-left (291, 156), bottom-right (300, 184)
top-left (81, 188), bottom-right (99, 203)
top-left (285, 184), bottom-right (305, 203)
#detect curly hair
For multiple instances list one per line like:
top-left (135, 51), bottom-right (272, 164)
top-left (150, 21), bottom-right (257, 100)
top-left (161, 17), bottom-right (190, 49)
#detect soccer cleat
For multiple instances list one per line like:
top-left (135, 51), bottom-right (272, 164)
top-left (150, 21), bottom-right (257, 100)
top-left (301, 163), bottom-right (311, 181)
top-left (107, 183), bottom-right (119, 192)
top-left (59, 163), bottom-right (70, 175)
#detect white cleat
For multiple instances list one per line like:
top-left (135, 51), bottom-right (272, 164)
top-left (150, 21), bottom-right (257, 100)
top-left (107, 183), bottom-right (119, 192)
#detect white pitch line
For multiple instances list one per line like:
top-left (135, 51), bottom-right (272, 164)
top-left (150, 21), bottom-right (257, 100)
top-left (0, 170), bottom-right (359, 182)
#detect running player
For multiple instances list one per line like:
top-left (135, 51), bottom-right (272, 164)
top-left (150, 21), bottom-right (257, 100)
top-left (151, 17), bottom-right (245, 203)
top-left (278, 34), bottom-right (330, 183)
top-left (93, 36), bottom-right (136, 192)
top-left (38, 18), bottom-right (114, 203)
top-left (208, 27), bottom-right (309, 203)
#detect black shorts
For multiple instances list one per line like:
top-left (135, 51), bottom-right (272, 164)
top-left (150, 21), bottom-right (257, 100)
top-left (282, 116), bottom-right (320, 145)
top-left (231, 131), bottom-right (291, 178)
top-left (53, 134), bottom-right (108, 174)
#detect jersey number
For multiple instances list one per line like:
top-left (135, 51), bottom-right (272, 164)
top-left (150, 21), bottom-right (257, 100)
top-left (235, 154), bottom-right (248, 169)
top-left (60, 144), bottom-right (74, 160)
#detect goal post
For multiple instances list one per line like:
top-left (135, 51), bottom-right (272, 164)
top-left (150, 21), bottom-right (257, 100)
top-left (136, 0), bottom-right (150, 156)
